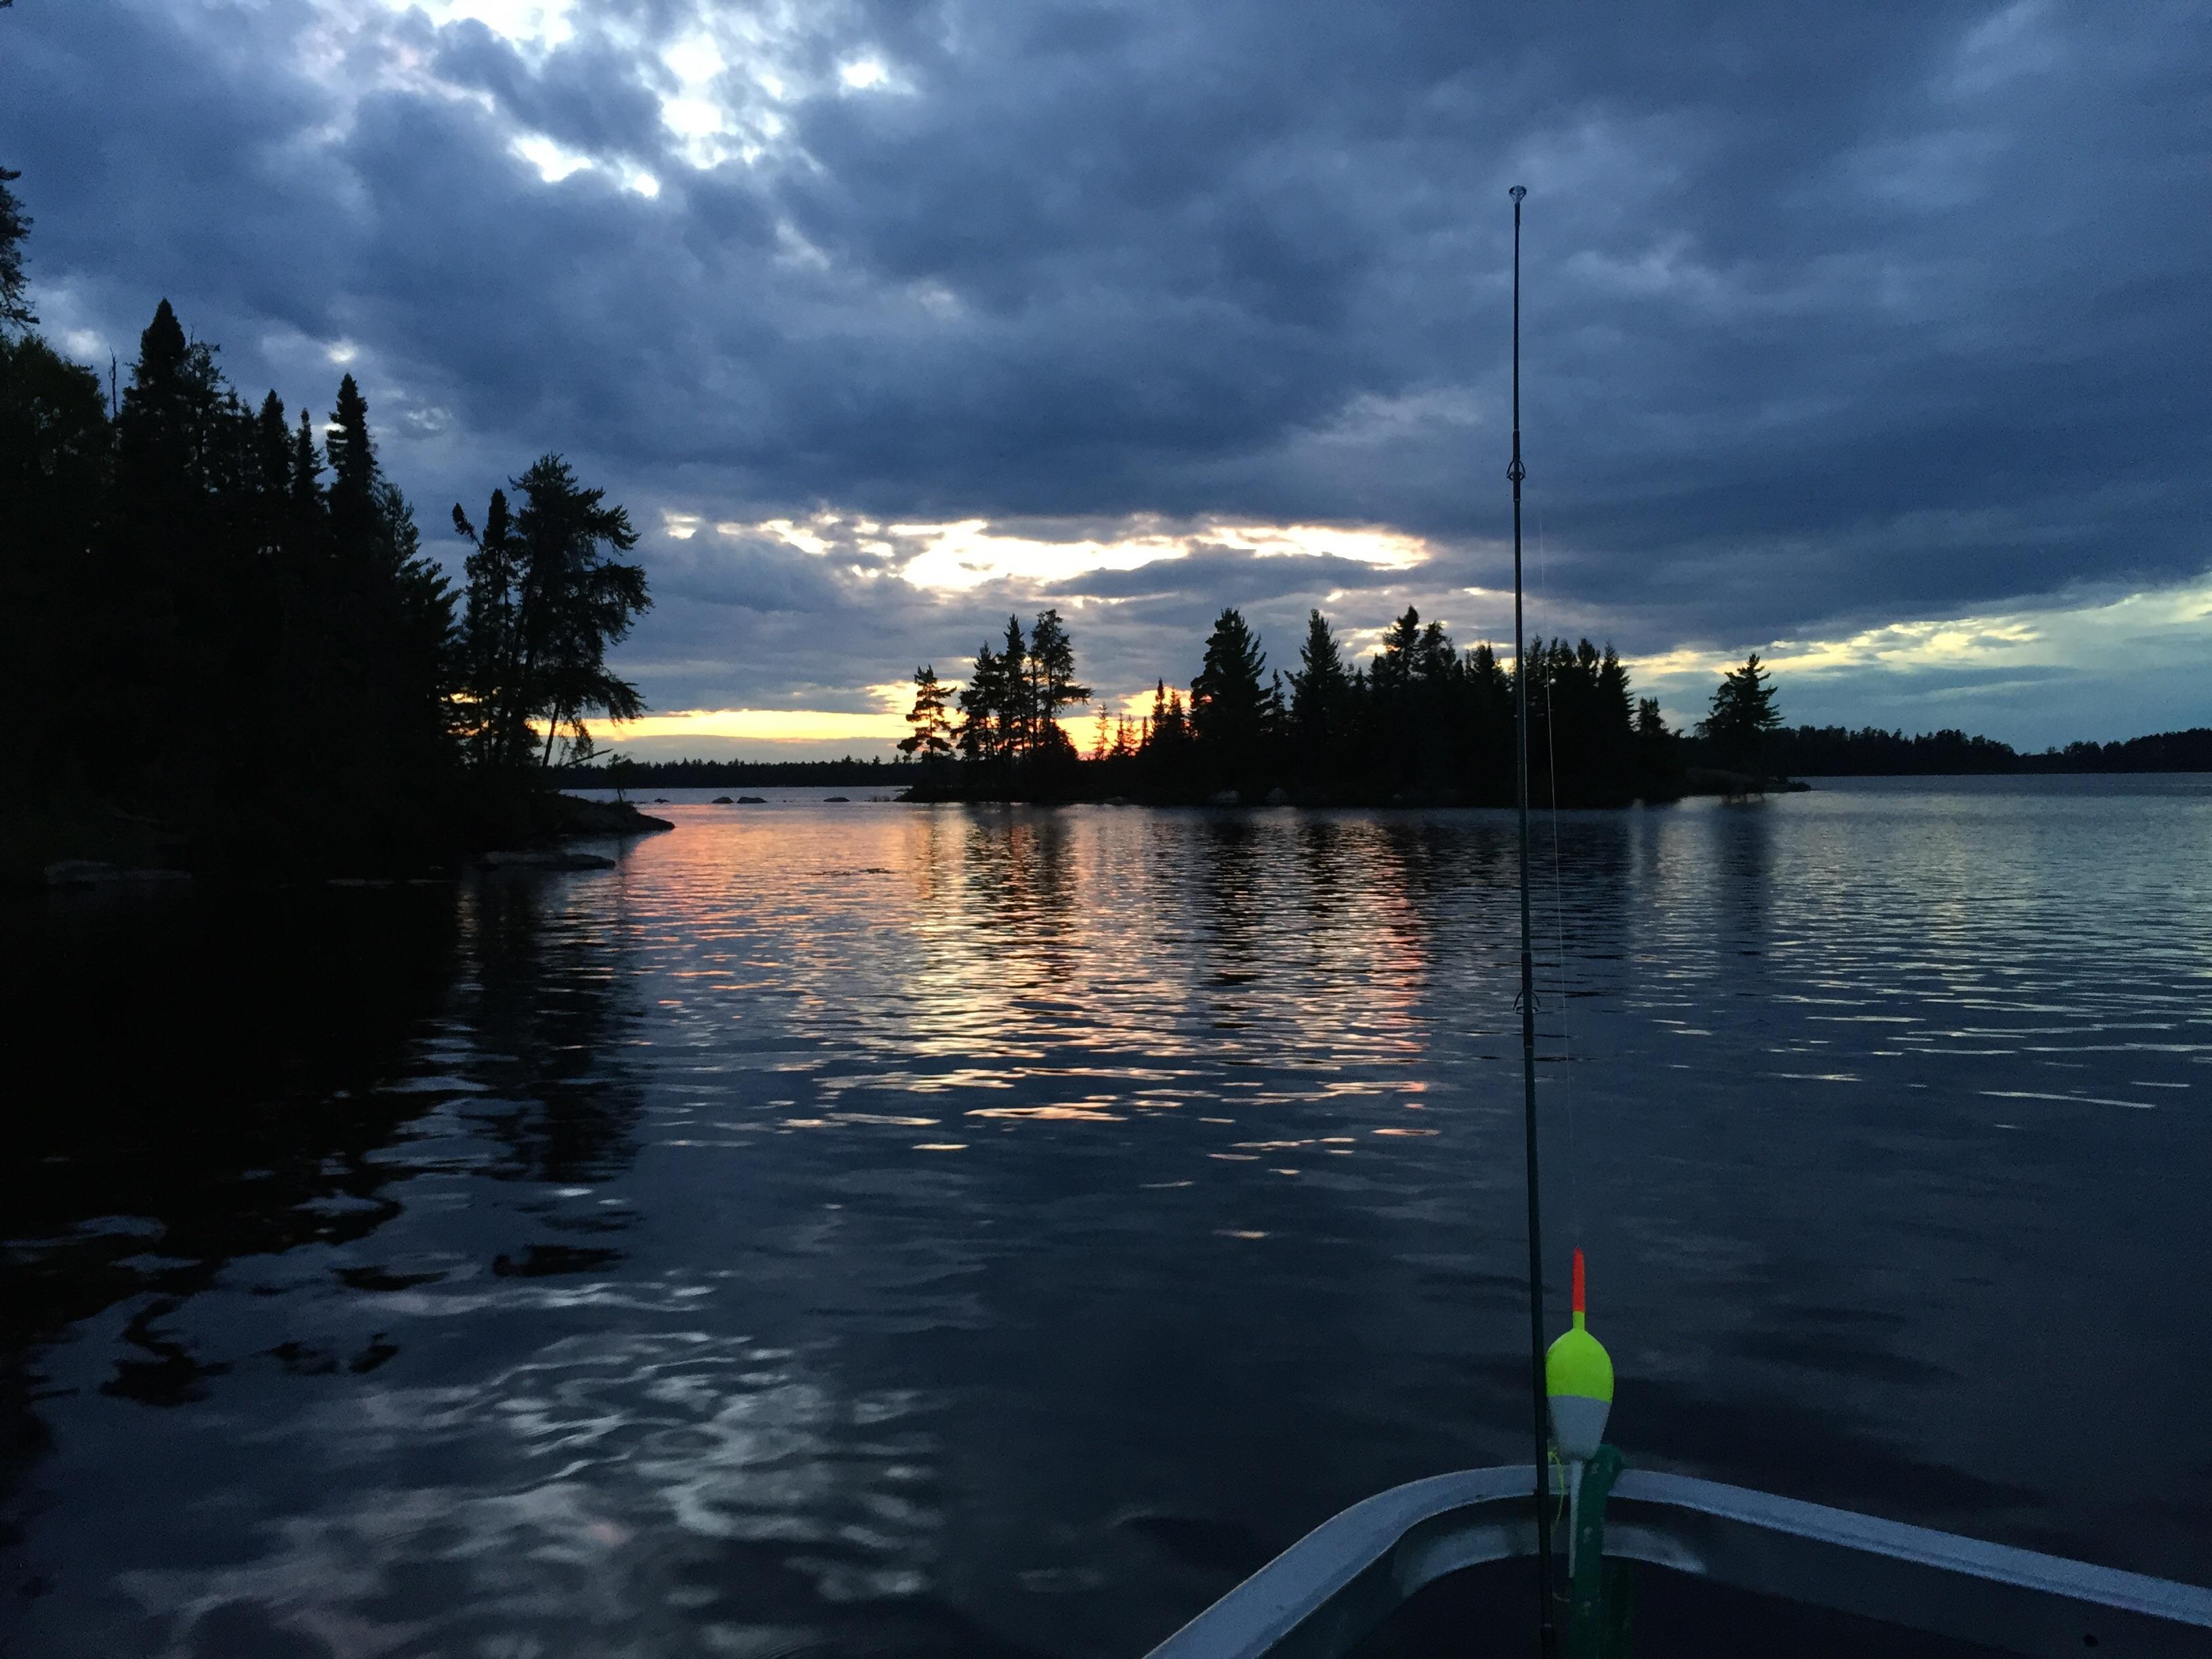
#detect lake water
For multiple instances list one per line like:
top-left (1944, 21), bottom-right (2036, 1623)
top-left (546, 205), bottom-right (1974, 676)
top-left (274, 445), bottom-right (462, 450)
top-left (7, 778), bottom-right (2211, 1656)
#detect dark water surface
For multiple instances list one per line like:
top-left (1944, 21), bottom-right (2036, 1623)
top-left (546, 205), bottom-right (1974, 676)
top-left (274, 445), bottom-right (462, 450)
top-left (7, 779), bottom-right (2211, 1656)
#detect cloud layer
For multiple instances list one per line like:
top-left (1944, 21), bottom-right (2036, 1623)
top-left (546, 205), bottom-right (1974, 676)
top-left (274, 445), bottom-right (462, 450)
top-left (7, 0), bottom-right (2208, 752)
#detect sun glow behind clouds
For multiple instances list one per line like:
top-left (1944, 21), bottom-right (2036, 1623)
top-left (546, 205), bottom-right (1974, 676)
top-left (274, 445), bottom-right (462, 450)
top-left (681, 510), bottom-right (1441, 592)
top-left (333, 0), bottom-right (903, 179)
top-left (892, 520), bottom-right (1193, 591)
top-left (615, 706), bottom-right (908, 745)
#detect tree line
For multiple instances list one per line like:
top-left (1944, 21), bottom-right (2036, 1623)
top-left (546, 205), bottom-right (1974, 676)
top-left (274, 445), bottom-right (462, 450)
top-left (5, 159), bottom-right (649, 872)
top-left (897, 606), bottom-right (1782, 805)
top-left (1764, 725), bottom-right (2212, 777)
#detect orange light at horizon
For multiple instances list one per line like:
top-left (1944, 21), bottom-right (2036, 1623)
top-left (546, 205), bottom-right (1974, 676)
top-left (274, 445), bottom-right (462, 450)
top-left (612, 706), bottom-right (909, 744)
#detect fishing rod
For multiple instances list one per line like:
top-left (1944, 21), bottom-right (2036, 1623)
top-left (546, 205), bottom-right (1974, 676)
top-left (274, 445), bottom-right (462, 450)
top-left (1506, 181), bottom-right (1559, 1658)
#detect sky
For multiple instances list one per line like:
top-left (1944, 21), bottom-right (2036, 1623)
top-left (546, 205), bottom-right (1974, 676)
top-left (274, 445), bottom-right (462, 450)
top-left (5, 0), bottom-right (2209, 759)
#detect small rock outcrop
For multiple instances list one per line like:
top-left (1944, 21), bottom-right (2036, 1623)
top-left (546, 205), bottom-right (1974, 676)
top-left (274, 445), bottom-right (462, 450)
top-left (480, 849), bottom-right (617, 871)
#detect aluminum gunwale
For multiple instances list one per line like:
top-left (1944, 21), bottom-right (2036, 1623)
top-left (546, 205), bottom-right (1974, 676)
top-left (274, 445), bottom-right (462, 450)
top-left (1141, 1465), bottom-right (2212, 1659)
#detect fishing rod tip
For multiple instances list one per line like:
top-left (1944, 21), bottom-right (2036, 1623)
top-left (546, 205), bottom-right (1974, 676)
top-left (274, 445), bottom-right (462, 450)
top-left (1510, 184), bottom-right (1527, 201)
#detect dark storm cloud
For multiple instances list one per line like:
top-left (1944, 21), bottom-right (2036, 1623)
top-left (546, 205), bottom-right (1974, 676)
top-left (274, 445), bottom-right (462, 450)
top-left (430, 21), bottom-right (667, 162)
top-left (4, 0), bottom-right (2207, 745)
top-left (656, 535), bottom-right (852, 615)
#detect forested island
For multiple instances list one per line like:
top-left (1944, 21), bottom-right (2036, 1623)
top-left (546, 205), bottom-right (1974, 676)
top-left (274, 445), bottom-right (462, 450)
top-left (5, 167), bottom-right (654, 879)
top-left (832, 611), bottom-right (2209, 807)
top-left (876, 607), bottom-right (1777, 806)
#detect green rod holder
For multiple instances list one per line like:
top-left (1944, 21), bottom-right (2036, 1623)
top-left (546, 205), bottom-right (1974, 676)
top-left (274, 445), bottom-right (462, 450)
top-left (1565, 1443), bottom-right (1632, 1659)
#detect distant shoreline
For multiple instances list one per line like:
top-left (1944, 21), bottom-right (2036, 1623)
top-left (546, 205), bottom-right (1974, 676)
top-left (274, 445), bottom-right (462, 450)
top-left (577, 754), bottom-right (2211, 791)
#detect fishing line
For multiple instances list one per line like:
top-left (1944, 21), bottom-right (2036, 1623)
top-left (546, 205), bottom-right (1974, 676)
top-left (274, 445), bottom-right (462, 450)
top-left (1534, 505), bottom-right (1584, 1250)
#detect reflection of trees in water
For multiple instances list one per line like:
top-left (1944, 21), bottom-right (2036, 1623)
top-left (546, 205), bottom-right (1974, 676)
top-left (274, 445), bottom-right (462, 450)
top-left (957, 810), bottom-right (1075, 936)
top-left (1362, 815), bottom-right (1512, 992)
top-left (454, 877), bottom-right (649, 1185)
top-left (1, 889), bottom-right (459, 1575)
top-left (1195, 815), bottom-right (1263, 993)
top-left (1709, 800), bottom-right (1776, 958)
top-left (5, 890), bottom-right (459, 1338)
top-left (2, 877), bottom-right (654, 1620)
top-left (891, 809), bottom-right (1083, 1042)
top-left (1534, 814), bottom-right (1638, 1004)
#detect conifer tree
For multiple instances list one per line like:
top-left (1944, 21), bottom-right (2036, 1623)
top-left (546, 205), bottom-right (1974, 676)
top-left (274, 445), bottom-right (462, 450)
top-left (957, 643), bottom-right (1005, 764)
top-left (898, 665), bottom-right (956, 760)
top-left (1370, 607), bottom-right (1422, 697)
top-left (479, 455), bottom-right (649, 767)
top-left (1190, 607), bottom-right (1267, 783)
top-left (453, 487), bottom-right (520, 764)
top-left (0, 160), bottom-right (33, 334)
top-left (1634, 696), bottom-right (1683, 800)
top-left (326, 374), bottom-right (376, 540)
top-left (250, 391), bottom-right (291, 554)
top-left (1700, 653), bottom-right (1783, 777)
top-left (289, 407), bottom-right (325, 548)
top-left (1025, 608), bottom-right (1090, 754)
top-left (1288, 609), bottom-right (1351, 748)
top-left (996, 615), bottom-right (1033, 756)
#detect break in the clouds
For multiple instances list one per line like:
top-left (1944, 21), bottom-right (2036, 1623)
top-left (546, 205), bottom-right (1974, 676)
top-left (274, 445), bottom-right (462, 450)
top-left (6, 0), bottom-right (2208, 755)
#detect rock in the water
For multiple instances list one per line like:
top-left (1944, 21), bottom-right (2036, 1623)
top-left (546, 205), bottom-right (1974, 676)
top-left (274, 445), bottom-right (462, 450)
top-left (823, 796), bottom-right (851, 802)
top-left (1208, 790), bottom-right (1240, 807)
top-left (712, 796), bottom-right (735, 804)
top-left (480, 849), bottom-right (617, 871)
top-left (550, 796), bottom-right (673, 834)
top-left (1265, 787), bottom-right (1290, 806)
top-left (737, 796), bottom-right (768, 804)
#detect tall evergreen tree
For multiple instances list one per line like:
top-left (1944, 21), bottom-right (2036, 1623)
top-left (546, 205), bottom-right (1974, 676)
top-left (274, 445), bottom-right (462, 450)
top-left (899, 665), bottom-right (956, 760)
top-left (1190, 606), bottom-right (1267, 785)
top-left (289, 407), bottom-right (325, 547)
top-left (1700, 653), bottom-right (1783, 777)
top-left (957, 642), bottom-right (1006, 765)
top-left (1025, 608), bottom-right (1090, 755)
top-left (115, 300), bottom-right (224, 535)
top-left (249, 391), bottom-right (291, 554)
top-left (466, 455), bottom-right (649, 768)
top-left (1370, 607), bottom-right (1422, 698)
top-left (453, 487), bottom-right (519, 765)
top-left (1287, 608), bottom-right (1351, 773)
top-left (996, 614), bottom-right (1033, 757)
top-left (325, 373), bottom-right (379, 553)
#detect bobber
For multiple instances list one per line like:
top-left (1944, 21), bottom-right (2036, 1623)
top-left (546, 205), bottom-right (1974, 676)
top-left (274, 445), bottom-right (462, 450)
top-left (1546, 1247), bottom-right (1614, 1462)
